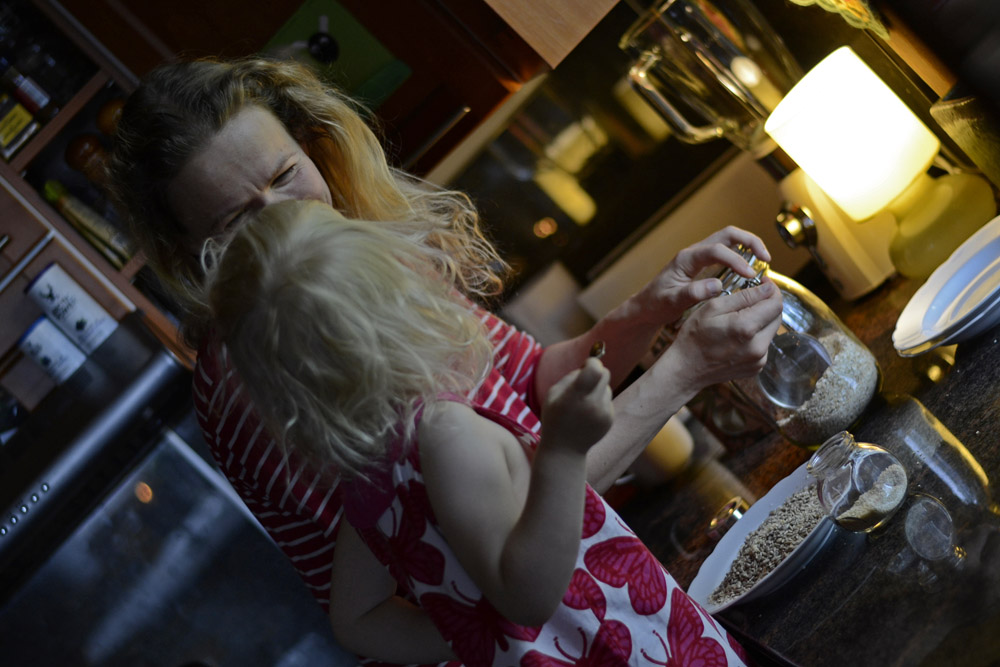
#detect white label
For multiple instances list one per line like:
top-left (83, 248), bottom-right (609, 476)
top-left (18, 317), bottom-right (87, 384)
top-left (27, 263), bottom-right (118, 354)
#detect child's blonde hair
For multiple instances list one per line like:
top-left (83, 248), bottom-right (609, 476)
top-left (204, 200), bottom-right (494, 478)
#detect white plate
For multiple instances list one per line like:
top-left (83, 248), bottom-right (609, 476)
top-left (687, 463), bottom-right (836, 614)
top-left (893, 215), bottom-right (1000, 356)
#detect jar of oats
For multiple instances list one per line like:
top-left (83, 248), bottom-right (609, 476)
top-left (807, 431), bottom-right (908, 532)
top-left (651, 246), bottom-right (880, 447)
top-left (728, 266), bottom-right (881, 447)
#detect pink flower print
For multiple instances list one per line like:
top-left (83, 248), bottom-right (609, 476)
top-left (361, 661), bottom-right (463, 667)
top-left (639, 589), bottom-right (728, 666)
top-left (398, 478), bottom-right (436, 524)
top-left (521, 620), bottom-right (632, 666)
top-left (584, 536), bottom-right (667, 615)
top-left (379, 502), bottom-right (445, 588)
top-left (582, 487), bottom-right (606, 538)
top-left (356, 523), bottom-right (389, 564)
top-left (519, 429), bottom-right (540, 451)
top-left (562, 569), bottom-right (607, 621)
top-left (728, 633), bottom-right (748, 663)
top-left (696, 602), bottom-right (749, 662)
top-left (421, 589), bottom-right (541, 664)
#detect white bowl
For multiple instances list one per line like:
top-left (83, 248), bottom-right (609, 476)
top-left (687, 462), bottom-right (836, 614)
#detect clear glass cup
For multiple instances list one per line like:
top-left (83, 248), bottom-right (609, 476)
top-left (807, 431), bottom-right (908, 532)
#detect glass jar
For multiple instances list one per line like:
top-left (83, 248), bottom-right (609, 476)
top-left (723, 249), bottom-right (881, 447)
top-left (807, 431), bottom-right (908, 532)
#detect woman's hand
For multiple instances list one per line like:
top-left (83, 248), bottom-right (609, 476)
top-left (535, 226), bottom-right (774, 396)
top-left (541, 357), bottom-right (614, 456)
top-left (631, 225), bottom-right (773, 329)
top-left (660, 279), bottom-right (784, 397)
top-left (532, 225), bottom-right (779, 493)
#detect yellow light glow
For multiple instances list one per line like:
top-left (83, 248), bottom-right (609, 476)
top-left (134, 481), bottom-right (153, 504)
top-left (765, 47), bottom-right (940, 221)
top-left (533, 166), bottom-right (596, 225)
top-left (533, 217), bottom-right (558, 238)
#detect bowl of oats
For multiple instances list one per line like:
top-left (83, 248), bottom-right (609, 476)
top-left (687, 462), bottom-right (837, 614)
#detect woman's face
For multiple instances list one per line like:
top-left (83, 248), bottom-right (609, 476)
top-left (168, 105), bottom-right (333, 251)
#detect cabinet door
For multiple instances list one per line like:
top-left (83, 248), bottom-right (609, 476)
top-left (336, 0), bottom-right (541, 172)
top-left (0, 192), bottom-right (49, 269)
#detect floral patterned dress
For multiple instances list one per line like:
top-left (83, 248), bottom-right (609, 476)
top-left (343, 397), bottom-right (748, 667)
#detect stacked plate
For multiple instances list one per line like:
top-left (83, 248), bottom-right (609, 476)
top-left (893, 215), bottom-right (1000, 357)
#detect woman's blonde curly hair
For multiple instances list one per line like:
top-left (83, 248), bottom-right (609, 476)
top-left (108, 56), bottom-right (507, 348)
top-left (204, 200), bottom-right (493, 479)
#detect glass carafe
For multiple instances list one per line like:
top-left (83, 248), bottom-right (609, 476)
top-left (722, 251), bottom-right (880, 447)
top-left (807, 431), bottom-right (908, 532)
top-left (618, 0), bottom-right (803, 156)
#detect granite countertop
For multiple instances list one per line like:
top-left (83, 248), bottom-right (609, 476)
top-left (619, 270), bottom-right (1000, 667)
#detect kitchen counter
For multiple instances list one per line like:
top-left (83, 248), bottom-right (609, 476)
top-left (619, 269), bottom-right (1000, 666)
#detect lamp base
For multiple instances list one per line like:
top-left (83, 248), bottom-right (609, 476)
top-left (777, 168), bottom-right (897, 300)
top-left (889, 172), bottom-right (996, 279)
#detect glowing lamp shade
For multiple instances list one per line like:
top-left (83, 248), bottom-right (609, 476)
top-left (764, 47), bottom-right (940, 221)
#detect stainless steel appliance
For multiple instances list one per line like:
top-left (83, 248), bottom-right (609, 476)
top-left (619, 0), bottom-right (898, 300)
top-left (0, 314), bottom-right (353, 666)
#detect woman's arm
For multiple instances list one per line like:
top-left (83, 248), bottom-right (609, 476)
top-left (533, 227), bottom-right (782, 493)
top-left (329, 522), bottom-right (456, 663)
top-left (583, 281), bottom-right (782, 491)
top-left (420, 359), bottom-right (613, 627)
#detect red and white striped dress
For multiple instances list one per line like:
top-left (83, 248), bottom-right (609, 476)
top-left (192, 305), bottom-right (544, 613)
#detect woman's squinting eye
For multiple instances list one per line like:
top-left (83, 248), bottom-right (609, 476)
top-left (223, 210), bottom-right (247, 232)
top-left (275, 164), bottom-right (297, 185)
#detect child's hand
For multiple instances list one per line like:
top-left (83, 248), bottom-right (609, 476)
top-left (541, 357), bottom-right (614, 455)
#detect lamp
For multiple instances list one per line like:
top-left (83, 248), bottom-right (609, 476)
top-left (765, 46), bottom-right (996, 279)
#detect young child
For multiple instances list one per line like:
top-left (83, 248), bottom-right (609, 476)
top-left (203, 199), bottom-right (749, 666)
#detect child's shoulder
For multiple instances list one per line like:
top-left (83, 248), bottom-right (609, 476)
top-left (417, 398), bottom-right (526, 494)
top-left (419, 398), bottom-right (514, 453)
top-left (420, 398), bottom-right (479, 433)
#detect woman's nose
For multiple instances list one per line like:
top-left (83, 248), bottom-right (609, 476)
top-left (260, 189), bottom-right (289, 207)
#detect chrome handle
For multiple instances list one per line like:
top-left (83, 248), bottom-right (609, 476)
top-left (707, 496), bottom-right (750, 541)
top-left (776, 202), bottom-right (828, 271)
top-left (0, 230), bottom-right (54, 294)
top-left (628, 51), bottom-right (723, 145)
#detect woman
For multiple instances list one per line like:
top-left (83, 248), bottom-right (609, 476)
top-left (107, 56), bottom-right (781, 659)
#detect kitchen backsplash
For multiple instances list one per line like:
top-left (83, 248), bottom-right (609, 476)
top-left (500, 151), bottom-right (809, 346)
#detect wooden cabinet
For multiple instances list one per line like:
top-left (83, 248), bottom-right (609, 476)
top-left (56, 0), bottom-right (550, 175)
top-left (0, 0), bottom-right (192, 416)
top-left (482, 0), bottom-right (618, 68)
top-left (0, 224), bottom-right (133, 410)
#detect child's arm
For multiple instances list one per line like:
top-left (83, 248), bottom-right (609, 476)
top-left (329, 521), bottom-right (456, 663)
top-left (420, 358), bottom-right (613, 627)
